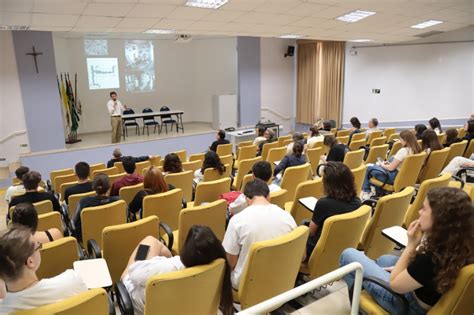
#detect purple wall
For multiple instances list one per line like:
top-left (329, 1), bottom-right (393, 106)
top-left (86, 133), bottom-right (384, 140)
top-left (12, 31), bottom-right (65, 152)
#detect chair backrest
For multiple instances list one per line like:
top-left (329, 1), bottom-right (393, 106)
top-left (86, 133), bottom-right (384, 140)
top-left (361, 187), bottom-right (414, 259)
top-left (428, 264), bottom-right (474, 315)
top-left (365, 144), bottom-right (389, 164)
top-left (193, 178), bottom-right (231, 206)
top-left (289, 179), bottom-right (324, 224)
top-left (280, 163), bottom-right (312, 202)
top-left (266, 147), bottom-right (287, 166)
top-left (12, 177), bottom-right (21, 185)
top-left (277, 135), bottom-right (292, 146)
top-left (387, 133), bottom-right (400, 143)
top-left (464, 139), bottom-right (474, 158)
top-left (92, 166), bottom-right (118, 178)
top-left (165, 170), bottom-right (193, 203)
top-left (60, 181), bottom-right (78, 202)
top-left (307, 205), bottom-right (371, 279)
top-left (437, 133), bottom-right (446, 145)
top-left (173, 150), bottom-right (187, 162)
top-left (54, 173), bottom-right (77, 196)
top-left (382, 128), bottom-right (395, 138)
top-left (336, 135), bottom-right (349, 145)
top-left (114, 161), bottom-right (125, 173)
top-left (14, 288), bottom-right (109, 315)
top-left (237, 145), bottom-right (257, 162)
top-left (103, 216), bottom-right (159, 284)
top-left (216, 143), bottom-right (233, 156)
top-left (219, 154), bottom-right (233, 168)
top-left (36, 237), bottom-right (79, 280)
top-left (150, 155), bottom-right (161, 166)
top-left (37, 211), bottom-right (63, 233)
top-left (89, 163), bottom-right (106, 174)
top-left (143, 189), bottom-right (183, 230)
top-left (444, 140), bottom-right (468, 168)
top-left (50, 168), bottom-right (74, 191)
top-left (393, 152), bottom-right (427, 192)
top-left (388, 141), bottom-right (403, 159)
top-left (306, 147), bottom-right (324, 175)
top-left (404, 173), bottom-right (451, 227)
top-left (181, 160), bottom-right (201, 172)
top-left (145, 259), bottom-right (225, 315)
top-left (10, 200), bottom-right (54, 218)
top-left (135, 160), bottom-right (151, 175)
top-left (233, 156), bottom-right (262, 191)
top-left (81, 200), bottom-right (127, 247)
top-left (119, 182), bottom-right (144, 205)
top-left (282, 139), bottom-right (293, 146)
top-left (352, 164), bottom-right (367, 195)
top-left (349, 139), bottom-right (366, 151)
top-left (67, 191), bottom-right (96, 220)
top-left (177, 199), bottom-right (227, 253)
top-left (367, 130), bottom-right (383, 144)
top-left (370, 136), bottom-right (387, 147)
top-left (418, 147), bottom-right (450, 182)
top-left (336, 129), bottom-right (350, 137)
top-left (307, 139), bottom-right (324, 150)
top-left (269, 189), bottom-right (288, 209)
top-left (343, 149), bottom-right (365, 169)
top-left (350, 132), bottom-right (366, 142)
top-left (262, 141), bottom-right (280, 161)
top-left (188, 152), bottom-right (205, 163)
top-left (237, 226), bottom-right (309, 309)
top-left (159, 105), bottom-right (171, 119)
top-left (108, 172), bottom-right (126, 187)
top-left (203, 164), bottom-right (231, 182)
top-left (240, 174), bottom-right (254, 193)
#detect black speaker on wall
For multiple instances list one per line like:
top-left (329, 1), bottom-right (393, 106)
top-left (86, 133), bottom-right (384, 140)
top-left (284, 45), bottom-right (295, 58)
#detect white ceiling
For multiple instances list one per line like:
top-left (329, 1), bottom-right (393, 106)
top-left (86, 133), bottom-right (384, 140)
top-left (0, 0), bottom-right (472, 43)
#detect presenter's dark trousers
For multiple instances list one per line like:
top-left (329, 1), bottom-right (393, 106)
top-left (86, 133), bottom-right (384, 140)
top-left (111, 116), bottom-right (122, 143)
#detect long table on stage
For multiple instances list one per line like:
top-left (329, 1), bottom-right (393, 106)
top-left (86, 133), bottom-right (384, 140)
top-left (121, 110), bottom-right (184, 138)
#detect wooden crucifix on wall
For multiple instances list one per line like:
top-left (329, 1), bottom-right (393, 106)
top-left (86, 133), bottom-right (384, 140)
top-left (26, 46), bottom-right (43, 74)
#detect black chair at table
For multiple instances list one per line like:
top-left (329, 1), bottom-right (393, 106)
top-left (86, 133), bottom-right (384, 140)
top-left (142, 108), bottom-right (160, 136)
top-left (122, 109), bottom-right (140, 137)
top-left (159, 106), bottom-right (177, 134)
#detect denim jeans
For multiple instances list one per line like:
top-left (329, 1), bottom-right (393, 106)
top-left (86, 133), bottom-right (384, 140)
top-left (362, 165), bottom-right (398, 193)
top-left (340, 248), bottom-right (427, 315)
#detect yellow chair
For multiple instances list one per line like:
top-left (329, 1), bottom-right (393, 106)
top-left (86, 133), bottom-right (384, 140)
top-left (437, 133), bottom-right (446, 145)
top-left (14, 288), bottom-right (109, 315)
top-left (349, 139), bottom-right (366, 151)
top-left (114, 161), bottom-right (125, 173)
top-left (359, 187), bottom-right (414, 259)
top-left (233, 156), bottom-right (262, 191)
top-left (458, 127), bottom-right (466, 139)
top-left (330, 127), bottom-right (337, 134)
top-left (203, 164), bottom-right (232, 182)
top-left (307, 139), bottom-right (324, 150)
top-left (236, 140), bottom-right (253, 159)
top-left (387, 141), bottom-right (402, 159)
top-left (36, 237), bottom-right (79, 280)
top-left (367, 130), bottom-right (383, 145)
top-left (280, 163), bottom-right (312, 202)
top-left (12, 177), bottom-right (22, 185)
top-left (370, 136), bottom-right (387, 147)
top-left (278, 134), bottom-right (292, 146)
top-left (234, 226), bottom-right (309, 310)
top-left (444, 140), bottom-right (468, 168)
top-left (266, 147), bottom-right (287, 168)
top-left (181, 160), bottom-right (201, 172)
top-left (403, 173), bottom-right (451, 227)
top-left (336, 135), bottom-right (349, 145)
top-left (67, 191), bottom-right (96, 221)
top-left (359, 264), bottom-right (474, 315)
top-left (89, 162), bottom-right (106, 174)
top-left (188, 152), bottom-right (205, 163)
top-left (350, 132), bottom-right (366, 142)
top-left (369, 152), bottom-right (427, 194)
top-left (92, 166), bottom-right (118, 178)
top-left (240, 174), bottom-right (254, 192)
top-left (336, 129), bottom-right (350, 137)
top-left (59, 181), bottom-right (78, 202)
top-left (261, 141), bottom-right (280, 161)
top-left (108, 173), bottom-right (126, 188)
top-left (150, 155), bottom-right (161, 166)
top-left (387, 133), bottom-right (400, 143)
top-left (37, 211), bottom-right (63, 233)
top-left (9, 199), bottom-right (54, 220)
top-left (142, 188), bottom-right (183, 231)
top-left (269, 189), bottom-right (288, 209)
top-left (343, 149), bottom-right (365, 169)
top-left (365, 144), bottom-right (389, 164)
top-left (54, 173), bottom-right (77, 196)
top-left (282, 138), bottom-right (293, 146)
top-left (219, 154), bottom-right (234, 168)
top-left (165, 170), bottom-right (194, 203)
top-left (352, 164), bottom-right (367, 195)
top-left (382, 128), bottom-right (395, 138)
top-left (306, 147), bottom-right (324, 176)
top-left (235, 145), bottom-right (258, 169)
top-left (173, 149), bottom-right (187, 162)
top-left (190, 178), bottom-right (231, 207)
top-left (81, 200), bottom-right (127, 248)
top-left (285, 179), bottom-right (324, 224)
top-left (216, 143), bottom-right (233, 156)
top-left (301, 205), bottom-right (371, 280)
top-left (50, 168), bottom-right (74, 191)
top-left (464, 139), bottom-right (474, 158)
top-left (135, 160), bottom-right (151, 175)
top-left (119, 183), bottom-right (144, 205)
top-left (418, 147), bottom-right (450, 182)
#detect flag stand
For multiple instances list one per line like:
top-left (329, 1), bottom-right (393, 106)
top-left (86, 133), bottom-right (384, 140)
top-left (58, 72), bottom-right (82, 144)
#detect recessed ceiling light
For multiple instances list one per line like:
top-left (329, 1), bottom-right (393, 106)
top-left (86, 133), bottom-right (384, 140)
top-left (349, 39), bottom-right (373, 42)
top-left (144, 29), bottom-right (175, 34)
top-left (336, 10), bottom-right (376, 23)
top-left (410, 20), bottom-right (443, 29)
top-left (279, 34), bottom-right (303, 39)
top-left (0, 25), bottom-right (30, 31)
top-left (185, 0), bottom-right (228, 9)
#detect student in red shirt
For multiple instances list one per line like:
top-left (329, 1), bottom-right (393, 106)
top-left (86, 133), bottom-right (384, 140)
top-left (110, 156), bottom-right (144, 196)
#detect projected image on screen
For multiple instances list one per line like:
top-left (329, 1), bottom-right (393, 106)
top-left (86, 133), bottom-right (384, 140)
top-left (87, 58), bottom-right (120, 90)
top-left (124, 40), bottom-right (155, 92)
top-left (84, 39), bottom-right (108, 56)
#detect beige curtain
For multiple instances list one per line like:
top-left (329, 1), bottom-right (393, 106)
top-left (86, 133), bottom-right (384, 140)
top-left (296, 40), bottom-right (345, 126)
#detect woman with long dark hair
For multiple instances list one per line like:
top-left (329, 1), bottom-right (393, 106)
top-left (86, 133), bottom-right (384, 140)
top-left (340, 187), bottom-right (474, 314)
top-left (420, 130), bottom-right (442, 154)
top-left (194, 151), bottom-right (226, 183)
top-left (273, 141), bottom-right (306, 179)
top-left (163, 153), bottom-right (183, 175)
top-left (428, 117), bottom-right (442, 134)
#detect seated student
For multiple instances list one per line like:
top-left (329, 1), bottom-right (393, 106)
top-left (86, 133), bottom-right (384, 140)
top-left (253, 126), bottom-right (267, 146)
top-left (122, 225), bottom-right (233, 315)
top-left (12, 203), bottom-right (62, 244)
top-left (349, 117), bottom-right (362, 141)
top-left (110, 156), bottom-right (144, 197)
top-left (306, 126), bottom-right (325, 149)
top-left (0, 225), bottom-right (87, 313)
top-left (306, 162), bottom-right (361, 259)
top-left (462, 120), bottom-right (474, 143)
top-left (319, 120), bottom-right (333, 135)
top-left (421, 130), bottom-right (442, 154)
top-left (441, 156), bottom-right (474, 175)
top-left (5, 166), bottom-right (29, 204)
top-left (444, 128), bottom-right (462, 147)
top-left (162, 153), bottom-right (183, 175)
top-left (366, 118), bottom-right (380, 136)
top-left (73, 174), bottom-right (119, 242)
top-left (107, 148), bottom-right (151, 169)
top-left (428, 117), bottom-right (443, 135)
top-left (210, 130), bottom-right (230, 152)
top-left (223, 179), bottom-right (296, 289)
top-left (229, 161), bottom-right (281, 215)
top-left (257, 129), bottom-right (277, 155)
top-left (274, 142), bottom-right (306, 184)
top-left (128, 167), bottom-right (174, 218)
top-left (9, 171), bottom-right (61, 219)
top-left (340, 187), bottom-right (474, 315)
top-left (320, 135), bottom-right (350, 163)
top-left (414, 124), bottom-right (427, 140)
top-left (286, 132), bottom-right (305, 154)
top-left (194, 151), bottom-right (226, 183)
top-left (361, 130), bottom-right (421, 200)
top-left (64, 162), bottom-right (93, 204)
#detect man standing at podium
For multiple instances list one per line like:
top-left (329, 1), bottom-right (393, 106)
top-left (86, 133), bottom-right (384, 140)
top-left (107, 91), bottom-right (127, 143)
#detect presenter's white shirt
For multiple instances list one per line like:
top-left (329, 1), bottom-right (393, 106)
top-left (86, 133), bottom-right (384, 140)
top-left (222, 203), bottom-right (297, 288)
top-left (107, 99), bottom-right (125, 116)
top-left (0, 270), bottom-right (87, 313)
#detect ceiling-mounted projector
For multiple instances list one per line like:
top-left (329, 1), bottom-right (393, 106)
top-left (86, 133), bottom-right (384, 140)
top-left (175, 34), bottom-right (192, 43)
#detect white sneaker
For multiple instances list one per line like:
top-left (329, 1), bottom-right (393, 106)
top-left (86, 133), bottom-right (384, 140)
top-left (360, 191), bottom-right (372, 201)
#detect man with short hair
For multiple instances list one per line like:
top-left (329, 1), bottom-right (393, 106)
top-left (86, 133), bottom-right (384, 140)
top-left (64, 162), bottom-right (93, 204)
top-left (209, 130), bottom-right (230, 152)
top-left (366, 118), bottom-right (380, 136)
top-left (8, 171), bottom-right (61, 219)
top-left (106, 148), bottom-right (151, 168)
top-left (223, 178), bottom-right (296, 288)
top-left (107, 91), bottom-right (127, 144)
top-left (5, 166), bottom-right (29, 204)
top-left (110, 156), bottom-right (144, 196)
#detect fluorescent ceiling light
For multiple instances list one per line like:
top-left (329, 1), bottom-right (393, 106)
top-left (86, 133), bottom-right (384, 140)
top-left (349, 39), bottom-right (372, 42)
top-left (0, 25), bottom-right (29, 31)
top-left (185, 0), bottom-right (228, 9)
top-left (336, 10), bottom-right (375, 23)
top-left (144, 29), bottom-right (175, 34)
top-left (410, 20), bottom-right (443, 29)
top-left (280, 34), bottom-right (303, 39)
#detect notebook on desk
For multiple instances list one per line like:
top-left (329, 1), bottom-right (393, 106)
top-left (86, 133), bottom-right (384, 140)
top-left (299, 197), bottom-right (318, 212)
